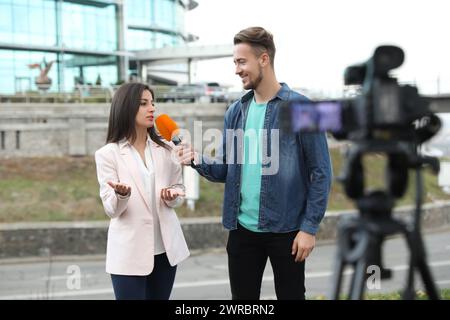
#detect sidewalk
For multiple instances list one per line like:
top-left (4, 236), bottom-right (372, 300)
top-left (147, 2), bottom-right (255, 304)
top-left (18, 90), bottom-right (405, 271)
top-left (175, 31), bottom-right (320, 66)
top-left (1, 229), bottom-right (450, 300)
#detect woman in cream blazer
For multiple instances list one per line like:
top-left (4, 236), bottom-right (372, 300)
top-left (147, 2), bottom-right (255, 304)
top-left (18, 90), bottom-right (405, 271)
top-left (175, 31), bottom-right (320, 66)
top-left (95, 83), bottom-right (189, 300)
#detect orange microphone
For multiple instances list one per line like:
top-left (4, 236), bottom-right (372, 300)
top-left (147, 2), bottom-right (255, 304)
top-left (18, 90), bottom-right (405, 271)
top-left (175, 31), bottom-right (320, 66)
top-left (155, 114), bottom-right (182, 145)
top-left (155, 114), bottom-right (197, 167)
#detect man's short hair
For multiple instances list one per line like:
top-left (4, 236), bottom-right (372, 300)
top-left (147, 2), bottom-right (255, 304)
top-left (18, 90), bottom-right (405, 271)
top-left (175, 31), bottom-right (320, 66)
top-left (234, 26), bottom-right (276, 67)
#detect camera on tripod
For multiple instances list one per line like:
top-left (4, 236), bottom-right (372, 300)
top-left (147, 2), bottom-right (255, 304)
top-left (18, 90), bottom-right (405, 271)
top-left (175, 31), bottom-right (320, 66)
top-left (281, 45), bottom-right (441, 144)
top-left (281, 45), bottom-right (442, 299)
top-left (281, 45), bottom-right (442, 200)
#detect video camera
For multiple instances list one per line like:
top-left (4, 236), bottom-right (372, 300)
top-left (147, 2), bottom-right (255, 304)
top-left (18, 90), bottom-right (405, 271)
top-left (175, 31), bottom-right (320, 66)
top-left (281, 45), bottom-right (443, 299)
top-left (281, 45), bottom-right (441, 144)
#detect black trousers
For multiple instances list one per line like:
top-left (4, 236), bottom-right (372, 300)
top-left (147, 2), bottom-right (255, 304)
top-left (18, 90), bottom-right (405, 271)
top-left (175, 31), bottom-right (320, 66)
top-left (227, 223), bottom-right (306, 300)
top-left (110, 253), bottom-right (177, 300)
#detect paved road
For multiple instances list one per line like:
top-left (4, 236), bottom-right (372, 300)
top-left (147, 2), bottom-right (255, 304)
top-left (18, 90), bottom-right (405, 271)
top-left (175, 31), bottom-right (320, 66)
top-left (1, 229), bottom-right (450, 300)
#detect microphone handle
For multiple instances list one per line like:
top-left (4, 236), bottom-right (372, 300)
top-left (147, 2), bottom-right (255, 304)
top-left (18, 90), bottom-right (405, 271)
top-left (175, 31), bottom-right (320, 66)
top-left (172, 135), bottom-right (182, 146)
top-left (171, 136), bottom-right (197, 167)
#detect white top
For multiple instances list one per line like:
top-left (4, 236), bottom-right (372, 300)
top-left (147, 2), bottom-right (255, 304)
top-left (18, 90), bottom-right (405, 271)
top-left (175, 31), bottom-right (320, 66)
top-left (129, 136), bottom-right (165, 255)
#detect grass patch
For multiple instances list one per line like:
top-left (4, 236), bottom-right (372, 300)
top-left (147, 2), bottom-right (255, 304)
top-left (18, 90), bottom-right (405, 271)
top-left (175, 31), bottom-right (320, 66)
top-left (363, 289), bottom-right (450, 300)
top-left (311, 289), bottom-right (450, 300)
top-left (1, 148), bottom-right (450, 223)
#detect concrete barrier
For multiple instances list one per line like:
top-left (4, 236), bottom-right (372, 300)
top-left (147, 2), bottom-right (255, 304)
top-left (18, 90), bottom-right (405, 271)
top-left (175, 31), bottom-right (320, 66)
top-left (1, 201), bottom-right (450, 259)
top-left (0, 103), bottom-right (227, 158)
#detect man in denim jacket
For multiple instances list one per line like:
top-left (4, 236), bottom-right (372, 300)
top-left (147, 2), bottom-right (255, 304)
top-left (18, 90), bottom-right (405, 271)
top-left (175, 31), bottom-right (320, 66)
top-left (176, 27), bottom-right (332, 300)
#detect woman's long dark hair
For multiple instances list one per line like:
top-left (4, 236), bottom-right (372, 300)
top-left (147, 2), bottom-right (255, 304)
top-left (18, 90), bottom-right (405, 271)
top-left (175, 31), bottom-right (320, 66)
top-left (106, 82), bottom-right (170, 150)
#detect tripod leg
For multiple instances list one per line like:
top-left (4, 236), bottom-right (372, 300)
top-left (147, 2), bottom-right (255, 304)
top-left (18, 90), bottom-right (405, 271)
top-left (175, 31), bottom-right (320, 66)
top-left (402, 229), bottom-right (419, 299)
top-left (417, 258), bottom-right (440, 299)
top-left (403, 229), bottom-right (440, 300)
top-left (331, 220), bottom-right (357, 300)
top-left (402, 256), bottom-right (415, 300)
top-left (335, 223), bottom-right (370, 300)
top-left (330, 257), bottom-right (345, 300)
top-left (348, 260), bottom-right (367, 300)
top-left (347, 236), bottom-right (369, 300)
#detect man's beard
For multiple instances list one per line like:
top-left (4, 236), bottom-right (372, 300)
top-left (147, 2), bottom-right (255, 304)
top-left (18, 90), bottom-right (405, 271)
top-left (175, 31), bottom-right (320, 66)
top-left (243, 67), bottom-right (263, 90)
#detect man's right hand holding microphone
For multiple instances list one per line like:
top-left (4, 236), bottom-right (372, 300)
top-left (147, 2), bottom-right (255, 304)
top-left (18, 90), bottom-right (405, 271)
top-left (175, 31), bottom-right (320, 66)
top-left (174, 143), bottom-right (198, 166)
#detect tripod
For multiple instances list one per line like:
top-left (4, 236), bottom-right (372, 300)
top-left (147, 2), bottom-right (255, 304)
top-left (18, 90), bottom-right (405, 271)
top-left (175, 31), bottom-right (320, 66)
top-left (330, 142), bottom-right (440, 300)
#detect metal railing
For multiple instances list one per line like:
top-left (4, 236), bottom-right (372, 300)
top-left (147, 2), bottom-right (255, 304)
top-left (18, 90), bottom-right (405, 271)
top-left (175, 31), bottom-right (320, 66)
top-left (0, 85), bottom-right (244, 104)
top-left (1, 77), bottom-right (449, 104)
top-left (0, 85), bottom-right (114, 104)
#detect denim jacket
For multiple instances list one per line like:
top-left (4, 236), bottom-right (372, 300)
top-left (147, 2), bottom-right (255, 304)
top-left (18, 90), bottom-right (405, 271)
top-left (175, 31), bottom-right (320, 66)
top-left (194, 83), bottom-right (332, 234)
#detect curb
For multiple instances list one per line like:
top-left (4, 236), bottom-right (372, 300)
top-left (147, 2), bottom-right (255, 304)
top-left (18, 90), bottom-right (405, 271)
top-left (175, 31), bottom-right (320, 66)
top-left (1, 201), bottom-right (450, 259)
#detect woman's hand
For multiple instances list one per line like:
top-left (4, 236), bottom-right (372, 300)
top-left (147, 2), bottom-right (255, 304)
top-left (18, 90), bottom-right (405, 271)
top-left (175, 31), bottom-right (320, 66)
top-left (107, 181), bottom-right (131, 197)
top-left (161, 187), bottom-right (186, 201)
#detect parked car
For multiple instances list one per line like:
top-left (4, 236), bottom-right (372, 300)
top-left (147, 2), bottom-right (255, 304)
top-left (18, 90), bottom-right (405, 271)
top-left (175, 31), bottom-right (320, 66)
top-left (161, 82), bottom-right (228, 103)
top-left (203, 82), bottom-right (228, 103)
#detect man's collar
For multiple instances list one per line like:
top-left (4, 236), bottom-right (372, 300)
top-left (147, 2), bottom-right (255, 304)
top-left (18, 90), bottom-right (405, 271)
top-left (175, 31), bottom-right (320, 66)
top-left (275, 83), bottom-right (291, 101)
top-left (240, 83), bottom-right (291, 103)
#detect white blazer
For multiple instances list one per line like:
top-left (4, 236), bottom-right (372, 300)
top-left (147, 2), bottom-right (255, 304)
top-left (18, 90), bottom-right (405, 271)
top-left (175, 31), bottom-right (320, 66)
top-left (95, 139), bottom-right (190, 275)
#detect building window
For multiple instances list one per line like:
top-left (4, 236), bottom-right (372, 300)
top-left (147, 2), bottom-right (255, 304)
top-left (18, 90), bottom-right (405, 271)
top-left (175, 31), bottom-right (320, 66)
top-left (16, 130), bottom-right (20, 150)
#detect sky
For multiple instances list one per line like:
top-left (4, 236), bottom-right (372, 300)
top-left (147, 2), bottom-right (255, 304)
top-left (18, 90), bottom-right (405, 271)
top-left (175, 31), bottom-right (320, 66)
top-left (185, 0), bottom-right (450, 96)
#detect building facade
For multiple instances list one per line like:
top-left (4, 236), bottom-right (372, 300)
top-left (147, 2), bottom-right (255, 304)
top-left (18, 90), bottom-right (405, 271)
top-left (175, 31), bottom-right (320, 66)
top-left (0, 0), bottom-right (197, 94)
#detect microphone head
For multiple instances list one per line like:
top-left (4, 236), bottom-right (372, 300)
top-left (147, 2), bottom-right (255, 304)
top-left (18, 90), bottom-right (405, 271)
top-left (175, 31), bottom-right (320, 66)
top-left (155, 114), bottom-right (179, 142)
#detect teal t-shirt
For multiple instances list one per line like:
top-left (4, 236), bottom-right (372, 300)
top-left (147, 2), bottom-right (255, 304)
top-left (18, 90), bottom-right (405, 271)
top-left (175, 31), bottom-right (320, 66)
top-left (238, 98), bottom-right (267, 232)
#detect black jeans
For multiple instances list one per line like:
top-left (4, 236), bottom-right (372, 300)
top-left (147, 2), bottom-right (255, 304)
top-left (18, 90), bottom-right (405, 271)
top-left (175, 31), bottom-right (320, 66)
top-left (227, 223), bottom-right (306, 300)
top-left (110, 253), bottom-right (177, 300)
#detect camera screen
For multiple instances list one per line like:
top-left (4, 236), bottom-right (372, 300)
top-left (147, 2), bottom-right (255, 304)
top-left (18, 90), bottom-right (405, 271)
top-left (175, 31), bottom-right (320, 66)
top-left (289, 101), bottom-right (343, 133)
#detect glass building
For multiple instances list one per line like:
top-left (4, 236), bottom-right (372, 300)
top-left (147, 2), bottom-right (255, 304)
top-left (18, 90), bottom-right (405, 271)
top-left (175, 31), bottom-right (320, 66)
top-left (0, 0), bottom-right (198, 94)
